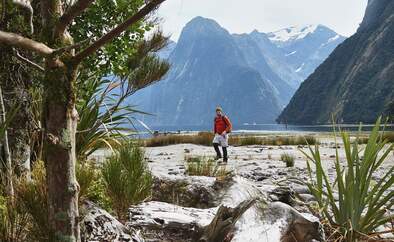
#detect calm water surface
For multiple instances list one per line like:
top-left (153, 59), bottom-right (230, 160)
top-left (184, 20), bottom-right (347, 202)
top-left (138, 123), bottom-right (394, 135)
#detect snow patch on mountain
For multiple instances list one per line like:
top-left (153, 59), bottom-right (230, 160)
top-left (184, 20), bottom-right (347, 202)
top-left (268, 25), bottom-right (318, 43)
top-left (328, 34), bottom-right (340, 42)
top-left (295, 63), bottom-right (305, 73)
top-left (320, 34), bottom-right (341, 48)
top-left (285, 51), bottom-right (297, 56)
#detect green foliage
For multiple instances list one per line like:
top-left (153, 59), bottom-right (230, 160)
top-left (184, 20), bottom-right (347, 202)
top-left (185, 156), bottom-right (230, 177)
top-left (71, 0), bottom-right (147, 79)
top-left (76, 78), bottom-right (130, 160)
top-left (76, 161), bottom-right (111, 211)
top-left (76, 32), bottom-right (170, 161)
top-left (300, 118), bottom-right (394, 241)
top-left (280, 153), bottom-right (295, 167)
top-left (102, 142), bottom-right (153, 221)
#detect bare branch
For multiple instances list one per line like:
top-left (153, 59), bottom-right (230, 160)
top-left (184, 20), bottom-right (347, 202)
top-left (73, 0), bottom-right (166, 64)
top-left (14, 49), bottom-right (45, 71)
top-left (0, 31), bottom-right (53, 56)
top-left (55, 0), bottom-right (95, 37)
top-left (12, 0), bottom-right (34, 34)
top-left (53, 39), bottom-right (90, 55)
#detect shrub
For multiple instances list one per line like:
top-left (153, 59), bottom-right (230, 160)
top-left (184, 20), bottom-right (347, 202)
top-left (185, 156), bottom-right (230, 177)
top-left (0, 194), bottom-right (30, 242)
top-left (280, 153), bottom-right (295, 167)
top-left (102, 142), bottom-right (153, 222)
top-left (77, 161), bottom-right (111, 211)
top-left (299, 118), bottom-right (394, 241)
top-left (15, 160), bottom-right (50, 241)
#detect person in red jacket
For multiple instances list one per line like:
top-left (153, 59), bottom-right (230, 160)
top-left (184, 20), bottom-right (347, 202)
top-left (213, 106), bottom-right (232, 163)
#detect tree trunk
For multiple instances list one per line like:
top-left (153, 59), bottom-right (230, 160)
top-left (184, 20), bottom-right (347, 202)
top-left (0, 47), bottom-right (33, 178)
top-left (43, 59), bottom-right (80, 241)
top-left (39, 0), bottom-right (81, 239)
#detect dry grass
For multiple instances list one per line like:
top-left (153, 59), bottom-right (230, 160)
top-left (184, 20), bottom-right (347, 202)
top-left (280, 153), bottom-right (295, 167)
top-left (357, 131), bottom-right (394, 144)
top-left (185, 156), bottom-right (230, 178)
top-left (145, 132), bottom-right (214, 147)
top-left (145, 132), bottom-right (319, 147)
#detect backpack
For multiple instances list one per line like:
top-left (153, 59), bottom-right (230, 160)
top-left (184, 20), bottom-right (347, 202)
top-left (222, 116), bottom-right (232, 133)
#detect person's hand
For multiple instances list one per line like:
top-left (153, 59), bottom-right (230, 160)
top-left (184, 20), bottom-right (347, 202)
top-left (221, 131), bottom-right (226, 136)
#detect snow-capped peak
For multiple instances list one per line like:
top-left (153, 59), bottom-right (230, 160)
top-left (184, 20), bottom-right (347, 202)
top-left (268, 24), bottom-right (319, 42)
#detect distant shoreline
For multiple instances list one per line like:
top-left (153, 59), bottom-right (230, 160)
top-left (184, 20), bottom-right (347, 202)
top-left (132, 123), bottom-right (394, 136)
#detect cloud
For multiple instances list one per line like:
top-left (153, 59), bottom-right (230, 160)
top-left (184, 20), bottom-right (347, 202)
top-left (157, 0), bottom-right (368, 41)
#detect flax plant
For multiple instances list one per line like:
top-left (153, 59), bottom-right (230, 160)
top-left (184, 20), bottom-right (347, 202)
top-left (300, 118), bottom-right (394, 241)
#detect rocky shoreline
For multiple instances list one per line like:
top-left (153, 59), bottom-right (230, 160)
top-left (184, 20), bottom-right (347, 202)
top-left (82, 138), bottom-right (394, 241)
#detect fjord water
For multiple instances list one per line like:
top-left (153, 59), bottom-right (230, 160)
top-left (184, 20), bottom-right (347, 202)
top-left (144, 123), bottom-right (394, 134)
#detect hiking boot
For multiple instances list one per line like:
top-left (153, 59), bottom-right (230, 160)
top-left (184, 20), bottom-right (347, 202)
top-left (214, 155), bottom-right (222, 161)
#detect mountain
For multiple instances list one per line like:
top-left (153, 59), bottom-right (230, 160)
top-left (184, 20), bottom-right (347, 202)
top-left (130, 17), bottom-right (345, 126)
top-left (232, 33), bottom-right (294, 106)
top-left (265, 24), bottom-right (346, 87)
top-left (156, 40), bottom-right (176, 59)
top-left (135, 17), bottom-right (281, 126)
top-left (278, 0), bottom-right (394, 124)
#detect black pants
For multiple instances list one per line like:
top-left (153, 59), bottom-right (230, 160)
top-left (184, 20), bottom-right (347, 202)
top-left (213, 143), bottom-right (228, 161)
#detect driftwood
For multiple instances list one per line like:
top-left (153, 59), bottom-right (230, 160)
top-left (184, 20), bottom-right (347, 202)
top-left (199, 199), bottom-right (255, 242)
top-left (81, 201), bottom-right (144, 242)
top-left (128, 200), bottom-right (255, 242)
top-left (128, 200), bottom-right (325, 242)
top-left (151, 175), bottom-right (234, 209)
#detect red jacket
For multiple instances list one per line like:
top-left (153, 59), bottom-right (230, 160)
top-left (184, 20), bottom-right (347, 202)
top-left (214, 115), bottom-right (232, 134)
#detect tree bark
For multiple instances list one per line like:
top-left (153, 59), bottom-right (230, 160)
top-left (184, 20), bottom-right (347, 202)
top-left (38, 0), bottom-right (81, 239)
top-left (43, 58), bottom-right (80, 241)
top-left (0, 47), bottom-right (33, 178)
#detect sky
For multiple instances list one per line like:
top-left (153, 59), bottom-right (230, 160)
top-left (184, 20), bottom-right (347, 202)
top-left (157, 0), bottom-right (368, 41)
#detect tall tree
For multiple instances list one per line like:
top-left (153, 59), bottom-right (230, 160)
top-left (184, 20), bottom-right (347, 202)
top-left (0, 0), bottom-right (36, 178)
top-left (0, 0), bottom-right (166, 240)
